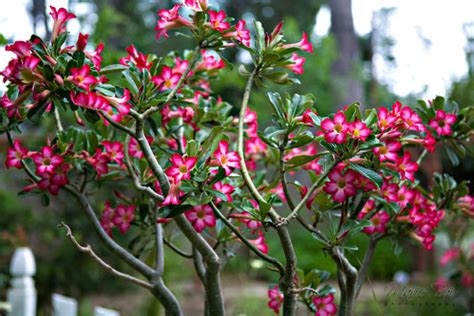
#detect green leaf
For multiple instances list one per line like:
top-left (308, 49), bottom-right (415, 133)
top-left (122, 70), bottom-right (139, 95)
top-left (27, 99), bottom-right (49, 122)
top-left (348, 163), bottom-right (383, 188)
top-left (161, 204), bottom-right (191, 218)
top-left (100, 64), bottom-right (129, 75)
top-left (206, 189), bottom-right (228, 202)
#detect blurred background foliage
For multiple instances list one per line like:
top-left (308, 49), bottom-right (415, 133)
top-left (0, 0), bottom-right (473, 314)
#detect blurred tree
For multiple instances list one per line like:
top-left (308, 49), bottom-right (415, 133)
top-left (28, 0), bottom-right (51, 40)
top-left (329, 0), bottom-right (364, 108)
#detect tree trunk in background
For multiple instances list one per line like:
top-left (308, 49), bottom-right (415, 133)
top-left (29, 0), bottom-right (51, 41)
top-left (329, 0), bottom-right (365, 108)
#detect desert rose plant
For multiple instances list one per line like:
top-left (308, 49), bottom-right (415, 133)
top-left (1, 2), bottom-right (474, 316)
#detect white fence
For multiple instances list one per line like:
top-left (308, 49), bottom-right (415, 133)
top-left (4, 247), bottom-right (120, 316)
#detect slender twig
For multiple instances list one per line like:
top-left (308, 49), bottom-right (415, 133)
top-left (59, 222), bottom-right (153, 290)
top-left (163, 238), bottom-right (193, 259)
top-left (209, 202), bottom-right (285, 275)
top-left (53, 107), bottom-right (64, 132)
top-left (285, 160), bottom-right (339, 221)
top-left (236, 67), bottom-right (283, 224)
top-left (141, 46), bottom-right (201, 118)
top-left (416, 148), bottom-right (428, 165)
top-left (101, 111), bottom-right (135, 135)
top-left (355, 237), bottom-right (379, 298)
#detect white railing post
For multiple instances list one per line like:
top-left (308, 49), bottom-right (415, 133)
top-left (52, 293), bottom-right (78, 316)
top-left (7, 247), bottom-right (37, 316)
top-left (94, 306), bottom-right (120, 316)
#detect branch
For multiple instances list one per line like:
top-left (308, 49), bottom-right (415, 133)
top-left (124, 134), bottom-right (164, 201)
top-left (63, 185), bottom-right (155, 278)
top-left (174, 214), bottom-right (225, 315)
top-left (59, 222), bottom-right (153, 290)
top-left (141, 46), bottom-right (201, 118)
top-left (209, 202), bottom-right (285, 275)
top-left (135, 118), bottom-right (170, 195)
top-left (155, 220), bottom-right (165, 274)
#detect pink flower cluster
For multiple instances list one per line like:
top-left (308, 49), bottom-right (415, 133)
top-left (83, 141), bottom-right (125, 176)
top-left (100, 200), bottom-right (136, 235)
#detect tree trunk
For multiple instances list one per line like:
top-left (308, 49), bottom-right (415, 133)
top-left (329, 0), bottom-right (365, 108)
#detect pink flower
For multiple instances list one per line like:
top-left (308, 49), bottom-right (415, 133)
top-left (349, 121), bottom-right (371, 141)
top-left (152, 66), bottom-right (181, 90)
top-left (49, 6), bottom-right (76, 41)
top-left (363, 211), bottom-right (390, 235)
top-left (5, 139), bottom-right (29, 169)
top-left (313, 293), bottom-right (337, 316)
top-left (245, 137), bottom-right (267, 156)
top-left (392, 185), bottom-right (414, 209)
top-left (210, 141), bottom-right (241, 175)
top-left (112, 204), bottom-right (135, 234)
top-left (155, 5), bottom-right (193, 39)
top-left (86, 148), bottom-right (110, 176)
top-left (395, 151), bottom-right (418, 181)
top-left (85, 42), bottom-right (104, 70)
top-left (377, 107), bottom-right (397, 132)
top-left (128, 136), bottom-right (153, 159)
top-left (434, 276), bottom-right (449, 293)
top-left (267, 286), bottom-right (283, 314)
top-left (70, 91), bottom-right (109, 112)
top-left (100, 201), bottom-right (115, 235)
top-left (102, 141), bottom-right (124, 166)
top-left (69, 64), bottom-right (97, 90)
top-left (208, 10), bottom-right (231, 32)
top-left (197, 50), bottom-right (225, 72)
top-left (249, 231), bottom-right (269, 253)
top-left (162, 178), bottom-right (183, 205)
top-left (166, 154), bottom-right (197, 182)
top-left (0, 94), bottom-right (21, 119)
top-left (76, 33), bottom-right (88, 52)
top-left (323, 169), bottom-right (357, 203)
top-left (35, 164), bottom-right (70, 195)
top-left (373, 140), bottom-right (401, 162)
top-left (399, 106), bottom-right (426, 132)
top-left (320, 112), bottom-right (349, 144)
top-left (423, 131), bottom-right (437, 152)
top-left (285, 53), bottom-right (306, 74)
top-left (429, 110), bottom-right (457, 136)
top-left (269, 183), bottom-right (287, 203)
top-left (5, 41), bottom-right (32, 58)
top-left (283, 32), bottom-right (313, 53)
top-left (31, 146), bottom-right (63, 175)
top-left (102, 89), bottom-right (132, 116)
top-left (229, 211), bottom-right (262, 230)
top-left (223, 20), bottom-right (251, 47)
top-left (439, 247), bottom-right (460, 267)
top-left (185, 205), bottom-right (216, 233)
top-left (184, 0), bottom-right (207, 11)
top-left (119, 44), bottom-right (151, 70)
top-left (212, 181), bottom-right (235, 204)
top-left (461, 273), bottom-right (474, 288)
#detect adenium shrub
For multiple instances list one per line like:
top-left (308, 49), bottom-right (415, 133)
top-left (1, 2), bottom-right (473, 316)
